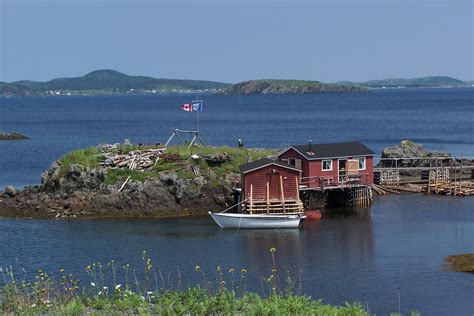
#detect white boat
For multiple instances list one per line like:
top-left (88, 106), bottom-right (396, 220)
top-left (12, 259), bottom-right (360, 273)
top-left (208, 211), bottom-right (305, 229)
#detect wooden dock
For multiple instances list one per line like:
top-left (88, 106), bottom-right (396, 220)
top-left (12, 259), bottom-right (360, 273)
top-left (372, 156), bottom-right (474, 196)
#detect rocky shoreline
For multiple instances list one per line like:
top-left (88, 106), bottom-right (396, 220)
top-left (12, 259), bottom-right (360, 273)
top-left (1, 141), bottom-right (472, 219)
top-left (0, 162), bottom-right (236, 219)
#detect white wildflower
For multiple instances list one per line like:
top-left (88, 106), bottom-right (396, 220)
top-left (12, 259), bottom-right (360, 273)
top-left (115, 284), bottom-right (122, 290)
top-left (147, 291), bottom-right (153, 295)
top-left (103, 286), bottom-right (108, 290)
top-left (91, 282), bottom-right (96, 287)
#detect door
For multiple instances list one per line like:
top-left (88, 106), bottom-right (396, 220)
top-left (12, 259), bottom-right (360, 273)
top-left (266, 171), bottom-right (280, 200)
top-left (338, 159), bottom-right (346, 183)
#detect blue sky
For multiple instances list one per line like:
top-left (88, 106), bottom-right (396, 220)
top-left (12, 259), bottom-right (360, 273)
top-left (0, 0), bottom-right (472, 83)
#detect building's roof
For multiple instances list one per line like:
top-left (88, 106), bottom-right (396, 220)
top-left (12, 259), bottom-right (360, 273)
top-left (240, 158), bottom-right (301, 174)
top-left (279, 141), bottom-right (375, 160)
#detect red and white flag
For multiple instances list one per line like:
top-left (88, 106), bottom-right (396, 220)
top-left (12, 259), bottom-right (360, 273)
top-left (180, 103), bottom-right (192, 112)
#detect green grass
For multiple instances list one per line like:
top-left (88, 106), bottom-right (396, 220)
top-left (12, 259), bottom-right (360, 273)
top-left (0, 249), bottom-right (420, 315)
top-left (58, 144), bottom-right (277, 185)
top-left (103, 169), bottom-right (159, 186)
top-left (0, 255), bottom-right (366, 315)
top-left (165, 145), bottom-right (277, 176)
top-left (1, 286), bottom-right (370, 315)
top-left (59, 147), bottom-right (101, 176)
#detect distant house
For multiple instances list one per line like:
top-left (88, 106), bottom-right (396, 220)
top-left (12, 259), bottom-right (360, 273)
top-left (239, 158), bottom-right (304, 214)
top-left (276, 141), bottom-right (375, 189)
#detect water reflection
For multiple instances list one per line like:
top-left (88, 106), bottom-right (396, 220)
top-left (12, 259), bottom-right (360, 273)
top-left (2, 195), bottom-right (474, 315)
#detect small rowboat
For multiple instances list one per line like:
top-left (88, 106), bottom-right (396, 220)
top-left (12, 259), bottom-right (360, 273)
top-left (208, 211), bottom-right (305, 229)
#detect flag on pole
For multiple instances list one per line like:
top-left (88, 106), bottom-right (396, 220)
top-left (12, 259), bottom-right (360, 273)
top-left (192, 101), bottom-right (203, 111)
top-left (180, 103), bottom-right (192, 112)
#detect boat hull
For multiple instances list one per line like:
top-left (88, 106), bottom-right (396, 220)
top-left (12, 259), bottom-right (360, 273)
top-left (208, 211), bottom-right (305, 229)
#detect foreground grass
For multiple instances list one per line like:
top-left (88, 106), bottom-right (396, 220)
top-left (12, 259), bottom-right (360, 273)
top-left (0, 249), bottom-right (420, 315)
top-left (59, 144), bottom-right (277, 185)
top-left (1, 286), bottom-right (371, 315)
top-left (0, 249), bottom-right (367, 315)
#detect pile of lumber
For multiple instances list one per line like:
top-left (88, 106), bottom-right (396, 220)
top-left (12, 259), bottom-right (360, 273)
top-left (100, 148), bottom-right (166, 170)
top-left (203, 152), bottom-right (232, 163)
top-left (370, 183), bottom-right (423, 195)
top-left (428, 181), bottom-right (474, 196)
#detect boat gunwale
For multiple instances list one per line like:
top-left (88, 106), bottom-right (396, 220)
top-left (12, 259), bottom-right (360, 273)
top-left (208, 211), bottom-right (305, 219)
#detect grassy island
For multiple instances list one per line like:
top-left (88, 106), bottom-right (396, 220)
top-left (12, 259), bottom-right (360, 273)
top-left (220, 79), bottom-right (367, 95)
top-left (59, 144), bottom-right (277, 186)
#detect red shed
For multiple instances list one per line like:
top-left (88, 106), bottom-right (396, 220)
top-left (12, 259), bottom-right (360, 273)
top-left (277, 141), bottom-right (375, 189)
top-left (239, 158), bottom-right (303, 214)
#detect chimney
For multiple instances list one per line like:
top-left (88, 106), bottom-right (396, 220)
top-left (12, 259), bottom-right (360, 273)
top-left (308, 140), bottom-right (312, 153)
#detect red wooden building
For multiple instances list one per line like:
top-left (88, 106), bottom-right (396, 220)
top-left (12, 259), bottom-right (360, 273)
top-left (277, 141), bottom-right (375, 189)
top-left (239, 158), bottom-right (304, 214)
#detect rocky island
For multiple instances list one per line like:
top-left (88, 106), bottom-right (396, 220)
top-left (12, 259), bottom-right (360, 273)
top-left (219, 79), bottom-right (367, 95)
top-left (0, 144), bottom-right (275, 219)
top-left (0, 131), bottom-right (29, 140)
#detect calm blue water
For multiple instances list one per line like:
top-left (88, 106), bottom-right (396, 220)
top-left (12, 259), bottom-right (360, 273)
top-left (0, 195), bottom-right (473, 315)
top-left (0, 88), bottom-right (473, 188)
top-left (1, 88), bottom-right (474, 315)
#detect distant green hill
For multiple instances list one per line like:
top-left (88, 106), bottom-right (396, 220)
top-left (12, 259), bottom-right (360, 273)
top-left (220, 79), bottom-right (366, 95)
top-left (2, 70), bottom-right (230, 97)
top-left (341, 76), bottom-right (468, 88)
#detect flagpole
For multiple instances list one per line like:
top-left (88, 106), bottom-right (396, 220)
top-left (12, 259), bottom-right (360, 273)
top-left (196, 96), bottom-right (199, 135)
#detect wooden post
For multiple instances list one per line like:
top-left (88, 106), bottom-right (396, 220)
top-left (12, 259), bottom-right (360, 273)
top-left (266, 181), bottom-right (270, 214)
top-left (295, 176), bottom-right (301, 213)
top-left (428, 160), bottom-right (432, 194)
top-left (395, 159), bottom-right (398, 186)
top-left (280, 175), bottom-right (285, 214)
top-left (453, 157), bottom-right (457, 196)
top-left (295, 177), bottom-right (300, 204)
top-left (459, 154), bottom-right (463, 193)
top-left (250, 184), bottom-right (253, 214)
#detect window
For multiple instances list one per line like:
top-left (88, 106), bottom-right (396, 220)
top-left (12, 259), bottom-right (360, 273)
top-left (358, 157), bottom-right (366, 170)
top-left (288, 158), bottom-right (296, 167)
top-left (322, 160), bottom-right (332, 171)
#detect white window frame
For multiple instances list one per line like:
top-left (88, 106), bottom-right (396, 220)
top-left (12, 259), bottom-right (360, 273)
top-left (358, 157), bottom-right (366, 170)
top-left (322, 160), bottom-right (333, 171)
top-left (288, 158), bottom-right (296, 167)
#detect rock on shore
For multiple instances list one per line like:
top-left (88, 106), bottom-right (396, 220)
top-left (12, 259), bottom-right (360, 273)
top-left (0, 161), bottom-right (237, 219)
top-left (380, 140), bottom-right (450, 168)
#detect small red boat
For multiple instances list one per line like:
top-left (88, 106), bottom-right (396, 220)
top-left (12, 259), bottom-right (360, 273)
top-left (304, 210), bottom-right (322, 220)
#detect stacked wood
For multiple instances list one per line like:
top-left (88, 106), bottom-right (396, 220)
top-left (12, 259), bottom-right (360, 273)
top-left (427, 181), bottom-right (474, 196)
top-left (370, 183), bottom-right (423, 195)
top-left (381, 185), bottom-right (423, 193)
top-left (100, 148), bottom-right (166, 171)
top-left (370, 184), bottom-right (388, 195)
top-left (203, 152), bottom-right (232, 163)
